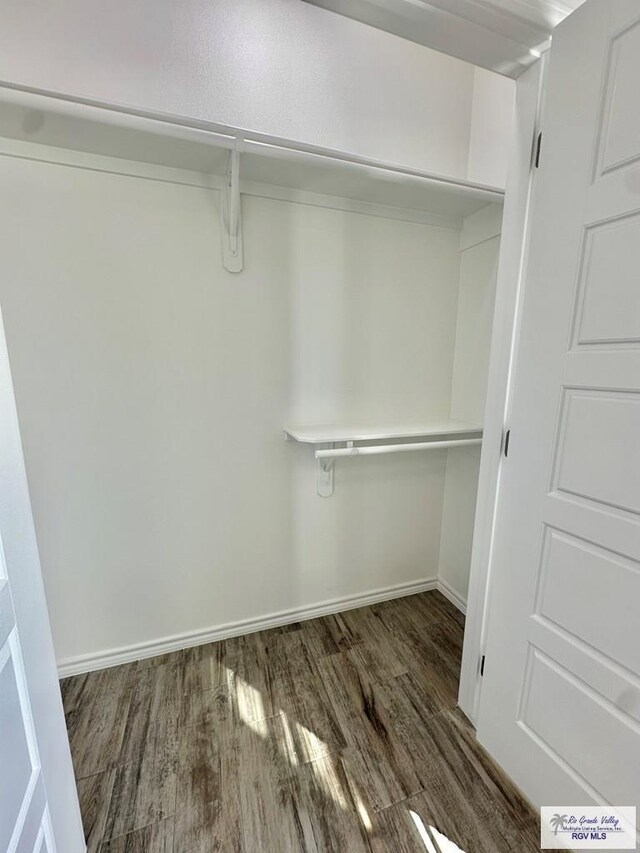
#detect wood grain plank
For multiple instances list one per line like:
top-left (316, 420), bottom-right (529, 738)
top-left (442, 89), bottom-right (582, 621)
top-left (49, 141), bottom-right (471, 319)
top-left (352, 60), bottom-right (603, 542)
top-left (374, 607), bottom-right (460, 714)
top-left (365, 694), bottom-right (544, 853)
top-left (68, 666), bottom-right (134, 779)
top-left (394, 593), bottom-right (464, 666)
top-left (236, 713), bottom-right (306, 852)
top-left (317, 653), bottom-right (422, 813)
top-left (98, 818), bottom-right (175, 853)
top-left (118, 662), bottom-right (184, 766)
top-left (173, 687), bottom-right (243, 853)
top-left (224, 632), bottom-right (276, 724)
top-left (118, 685), bottom-right (154, 768)
top-left (414, 589), bottom-right (466, 630)
top-left (436, 708), bottom-right (541, 842)
top-left (299, 613), bottom-right (361, 659)
top-left (339, 607), bottom-right (408, 685)
top-left (77, 769), bottom-right (116, 853)
top-left (181, 641), bottom-right (227, 694)
top-left (289, 754), bottom-right (373, 853)
top-left (179, 684), bottom-right (225, 731)
top-left (368, 787), bottom-right (547, 853)
top-left (270, 633), bottom-right (347, 764)
top-left (104, 711), bottom-right (178, 840)
top-left (60, 671), bottom-right (90, 713)
top-left (63, 662), bottom-right (137, 713)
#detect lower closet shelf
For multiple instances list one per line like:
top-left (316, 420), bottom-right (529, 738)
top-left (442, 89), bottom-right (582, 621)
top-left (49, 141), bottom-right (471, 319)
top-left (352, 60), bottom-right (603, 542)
top-left (283, 419), bottom-right (483, 497)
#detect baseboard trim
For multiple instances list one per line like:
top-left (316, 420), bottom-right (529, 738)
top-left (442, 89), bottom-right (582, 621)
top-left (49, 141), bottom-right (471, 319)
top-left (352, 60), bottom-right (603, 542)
top-left (436, 578), bottom-right (467, 615)
top-left (57, 577), bottom-right (438, 677)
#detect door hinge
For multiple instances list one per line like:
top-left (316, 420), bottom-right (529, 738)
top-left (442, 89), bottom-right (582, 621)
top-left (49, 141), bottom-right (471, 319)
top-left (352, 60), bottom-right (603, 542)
top-left (480, 654), bottom-right (486, 677)
top-left (504, 429), bottom-right (511, 458)
top-left (535, 131), bottom-right (543, 168)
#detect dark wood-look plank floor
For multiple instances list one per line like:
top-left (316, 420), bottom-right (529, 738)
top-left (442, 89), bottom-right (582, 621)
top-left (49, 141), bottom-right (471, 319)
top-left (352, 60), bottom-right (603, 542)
top-left (61, 591), bottom-right (547, 852)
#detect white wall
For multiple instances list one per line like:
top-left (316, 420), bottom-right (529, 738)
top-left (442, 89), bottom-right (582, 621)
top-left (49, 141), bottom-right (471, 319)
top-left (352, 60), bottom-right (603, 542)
top-left (439, 205), bottom-right (502, 606)
top-left (0, 0), bottom-right (512, 186)
top-left (0, 150), bottom-right (462, 666)
top-left (468, 68), bottom-right (516, 189)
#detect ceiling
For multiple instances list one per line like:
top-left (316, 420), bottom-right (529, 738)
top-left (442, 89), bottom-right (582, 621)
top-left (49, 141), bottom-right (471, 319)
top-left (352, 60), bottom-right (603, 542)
top-left (303, 0), bottom-right (586, 77)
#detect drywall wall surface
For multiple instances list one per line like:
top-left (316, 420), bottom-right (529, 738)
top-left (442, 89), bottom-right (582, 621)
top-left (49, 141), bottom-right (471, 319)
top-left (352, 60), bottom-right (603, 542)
top-left (467, 67), bottom-right (515, 189)
top-left (438, 445), bottom-right (482, 607)
top-left (0, 0), bottom-right (479, 182)
top-left (439, 211), bottom-right (501, 605)
top-left (450, 240), bottom-right (502, 423)
top-left (0, 152), bottom-right (461, 664)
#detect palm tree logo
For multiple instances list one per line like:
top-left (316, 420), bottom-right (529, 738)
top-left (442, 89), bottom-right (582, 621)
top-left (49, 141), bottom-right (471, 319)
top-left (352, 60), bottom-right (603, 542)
top-left (550, 814), bottom-right (568, 836)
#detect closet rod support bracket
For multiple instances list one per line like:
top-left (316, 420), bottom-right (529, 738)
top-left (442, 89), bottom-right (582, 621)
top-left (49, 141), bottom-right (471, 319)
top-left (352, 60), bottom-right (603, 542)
top-left (222, 140), bottom-right (244, 272)
top-left (316, 444), bottom-right (334, 497)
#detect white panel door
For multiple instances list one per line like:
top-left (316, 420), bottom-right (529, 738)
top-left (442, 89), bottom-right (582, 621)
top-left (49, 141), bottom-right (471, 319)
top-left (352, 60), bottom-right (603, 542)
top-left (0, 578), bottom-right (50, 852)
top-left (477, 0), bottom-right (640, 829)
top-left (0, 303), bottom-right (84, 849)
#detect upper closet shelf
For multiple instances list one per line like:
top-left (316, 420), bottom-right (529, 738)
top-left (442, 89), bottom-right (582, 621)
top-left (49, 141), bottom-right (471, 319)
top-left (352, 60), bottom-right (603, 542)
top-left (284, 420), bottom-right (483, 496)
top-left (284, 419), bottom-right (482, 444)
top-left (0, 87), bottom-right (505, 243)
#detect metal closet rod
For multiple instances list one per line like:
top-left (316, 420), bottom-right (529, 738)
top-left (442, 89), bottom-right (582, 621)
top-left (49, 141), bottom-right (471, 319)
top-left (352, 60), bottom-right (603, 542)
top-left (315, 438), bottom-right (482, 459)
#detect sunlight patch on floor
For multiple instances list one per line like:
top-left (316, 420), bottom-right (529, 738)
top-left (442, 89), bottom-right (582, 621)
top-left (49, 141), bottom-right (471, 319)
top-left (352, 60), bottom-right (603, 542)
top-left (280, 712), bottom-right (300, 767)
top-left (410, 811), bottom-right (440, 853)
top-left (226, 667), bottom-right (379, 822)
top-left (307, 753), bottom-right (350, 810)
top-left (231, 671), bottom-right (267, 732)
top-left (353, 789), bottom-right (373, 831)
top-left (429, 824), bottom-right (467, 852)
top-left (294, 719), bottom-right (329, 764)
top-left (410, 810), bottom-right (467, 853)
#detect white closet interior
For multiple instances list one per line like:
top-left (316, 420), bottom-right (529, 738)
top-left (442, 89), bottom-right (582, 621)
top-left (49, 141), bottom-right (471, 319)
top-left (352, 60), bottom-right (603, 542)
top-left (0, 79), bottom-right (508, 672)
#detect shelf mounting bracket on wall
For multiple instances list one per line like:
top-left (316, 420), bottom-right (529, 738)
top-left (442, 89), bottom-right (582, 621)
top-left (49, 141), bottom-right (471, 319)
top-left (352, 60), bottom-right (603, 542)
top-left (316, 443), bottom-right (335, 497)
top-left (221, 138), bottom-right (244, 272)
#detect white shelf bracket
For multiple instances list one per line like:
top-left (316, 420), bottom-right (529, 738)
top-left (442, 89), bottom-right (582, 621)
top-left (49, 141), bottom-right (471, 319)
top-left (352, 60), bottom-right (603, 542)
top-left (222, 139), bottom-right (244, 272)
top-left (316, 443), bottom-right (334, 497)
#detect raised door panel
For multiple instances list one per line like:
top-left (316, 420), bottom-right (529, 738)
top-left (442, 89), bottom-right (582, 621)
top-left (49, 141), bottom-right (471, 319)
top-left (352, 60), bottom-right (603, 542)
top-left (520, 649), bottom-right (640, 804)
top-left (572, 214), bottom-right (640, 348)
top-left (0, 646), bottom-right (34, 849)
top-left (535, 528), bottom-right (640, 674)
top-left (0, 580), bottom-right (46, 853)
top-left (598, 16), bottom-right (640, 174)
top-left (552, 389), bottom-right (640, 516)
